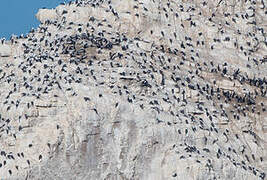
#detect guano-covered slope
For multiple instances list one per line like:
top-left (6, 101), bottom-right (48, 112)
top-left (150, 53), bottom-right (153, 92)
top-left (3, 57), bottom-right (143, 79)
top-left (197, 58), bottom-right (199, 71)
top-left (0, 0), bottom-right (266, 179)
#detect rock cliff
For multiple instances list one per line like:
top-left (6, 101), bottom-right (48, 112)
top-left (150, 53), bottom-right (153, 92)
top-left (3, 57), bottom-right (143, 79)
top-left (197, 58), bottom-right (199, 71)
top-left (0, 0), bottom-right (266, 179)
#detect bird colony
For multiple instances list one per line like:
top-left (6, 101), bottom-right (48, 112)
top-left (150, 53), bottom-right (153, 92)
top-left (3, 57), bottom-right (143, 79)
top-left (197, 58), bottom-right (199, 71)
top-left (0, 0), bottom-right (266, 179)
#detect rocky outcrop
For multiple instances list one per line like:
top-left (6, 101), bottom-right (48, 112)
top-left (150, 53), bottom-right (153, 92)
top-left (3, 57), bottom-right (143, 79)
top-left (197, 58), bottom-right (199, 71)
top-left (36, 8), bottom-right (58, 23)
top-left (0, 0), bottom-right (266, 179)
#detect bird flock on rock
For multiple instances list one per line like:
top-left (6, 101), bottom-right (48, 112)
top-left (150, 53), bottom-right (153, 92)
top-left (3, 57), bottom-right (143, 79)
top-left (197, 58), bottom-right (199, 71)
top-left (0, 0), bottom-right (266, 178)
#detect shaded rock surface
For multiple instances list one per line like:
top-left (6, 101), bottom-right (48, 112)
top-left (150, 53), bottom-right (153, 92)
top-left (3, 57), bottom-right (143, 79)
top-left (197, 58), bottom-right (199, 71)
top-left (0, 0), bottom-right (266, 179)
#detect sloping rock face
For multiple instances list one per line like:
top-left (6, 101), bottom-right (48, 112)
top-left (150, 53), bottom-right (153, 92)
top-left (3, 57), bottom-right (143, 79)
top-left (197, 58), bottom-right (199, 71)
top-left (0, 0), bottom-right (266, 179)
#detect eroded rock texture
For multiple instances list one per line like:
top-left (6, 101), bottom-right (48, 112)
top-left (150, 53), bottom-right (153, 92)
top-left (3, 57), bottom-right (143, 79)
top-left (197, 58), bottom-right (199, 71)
top-left (0, 0), bottom-right (266, 179)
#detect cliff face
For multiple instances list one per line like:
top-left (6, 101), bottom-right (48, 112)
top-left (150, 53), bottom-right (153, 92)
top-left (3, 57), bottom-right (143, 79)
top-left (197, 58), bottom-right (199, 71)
top-left (0, 0), bottom-right (266, 179)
